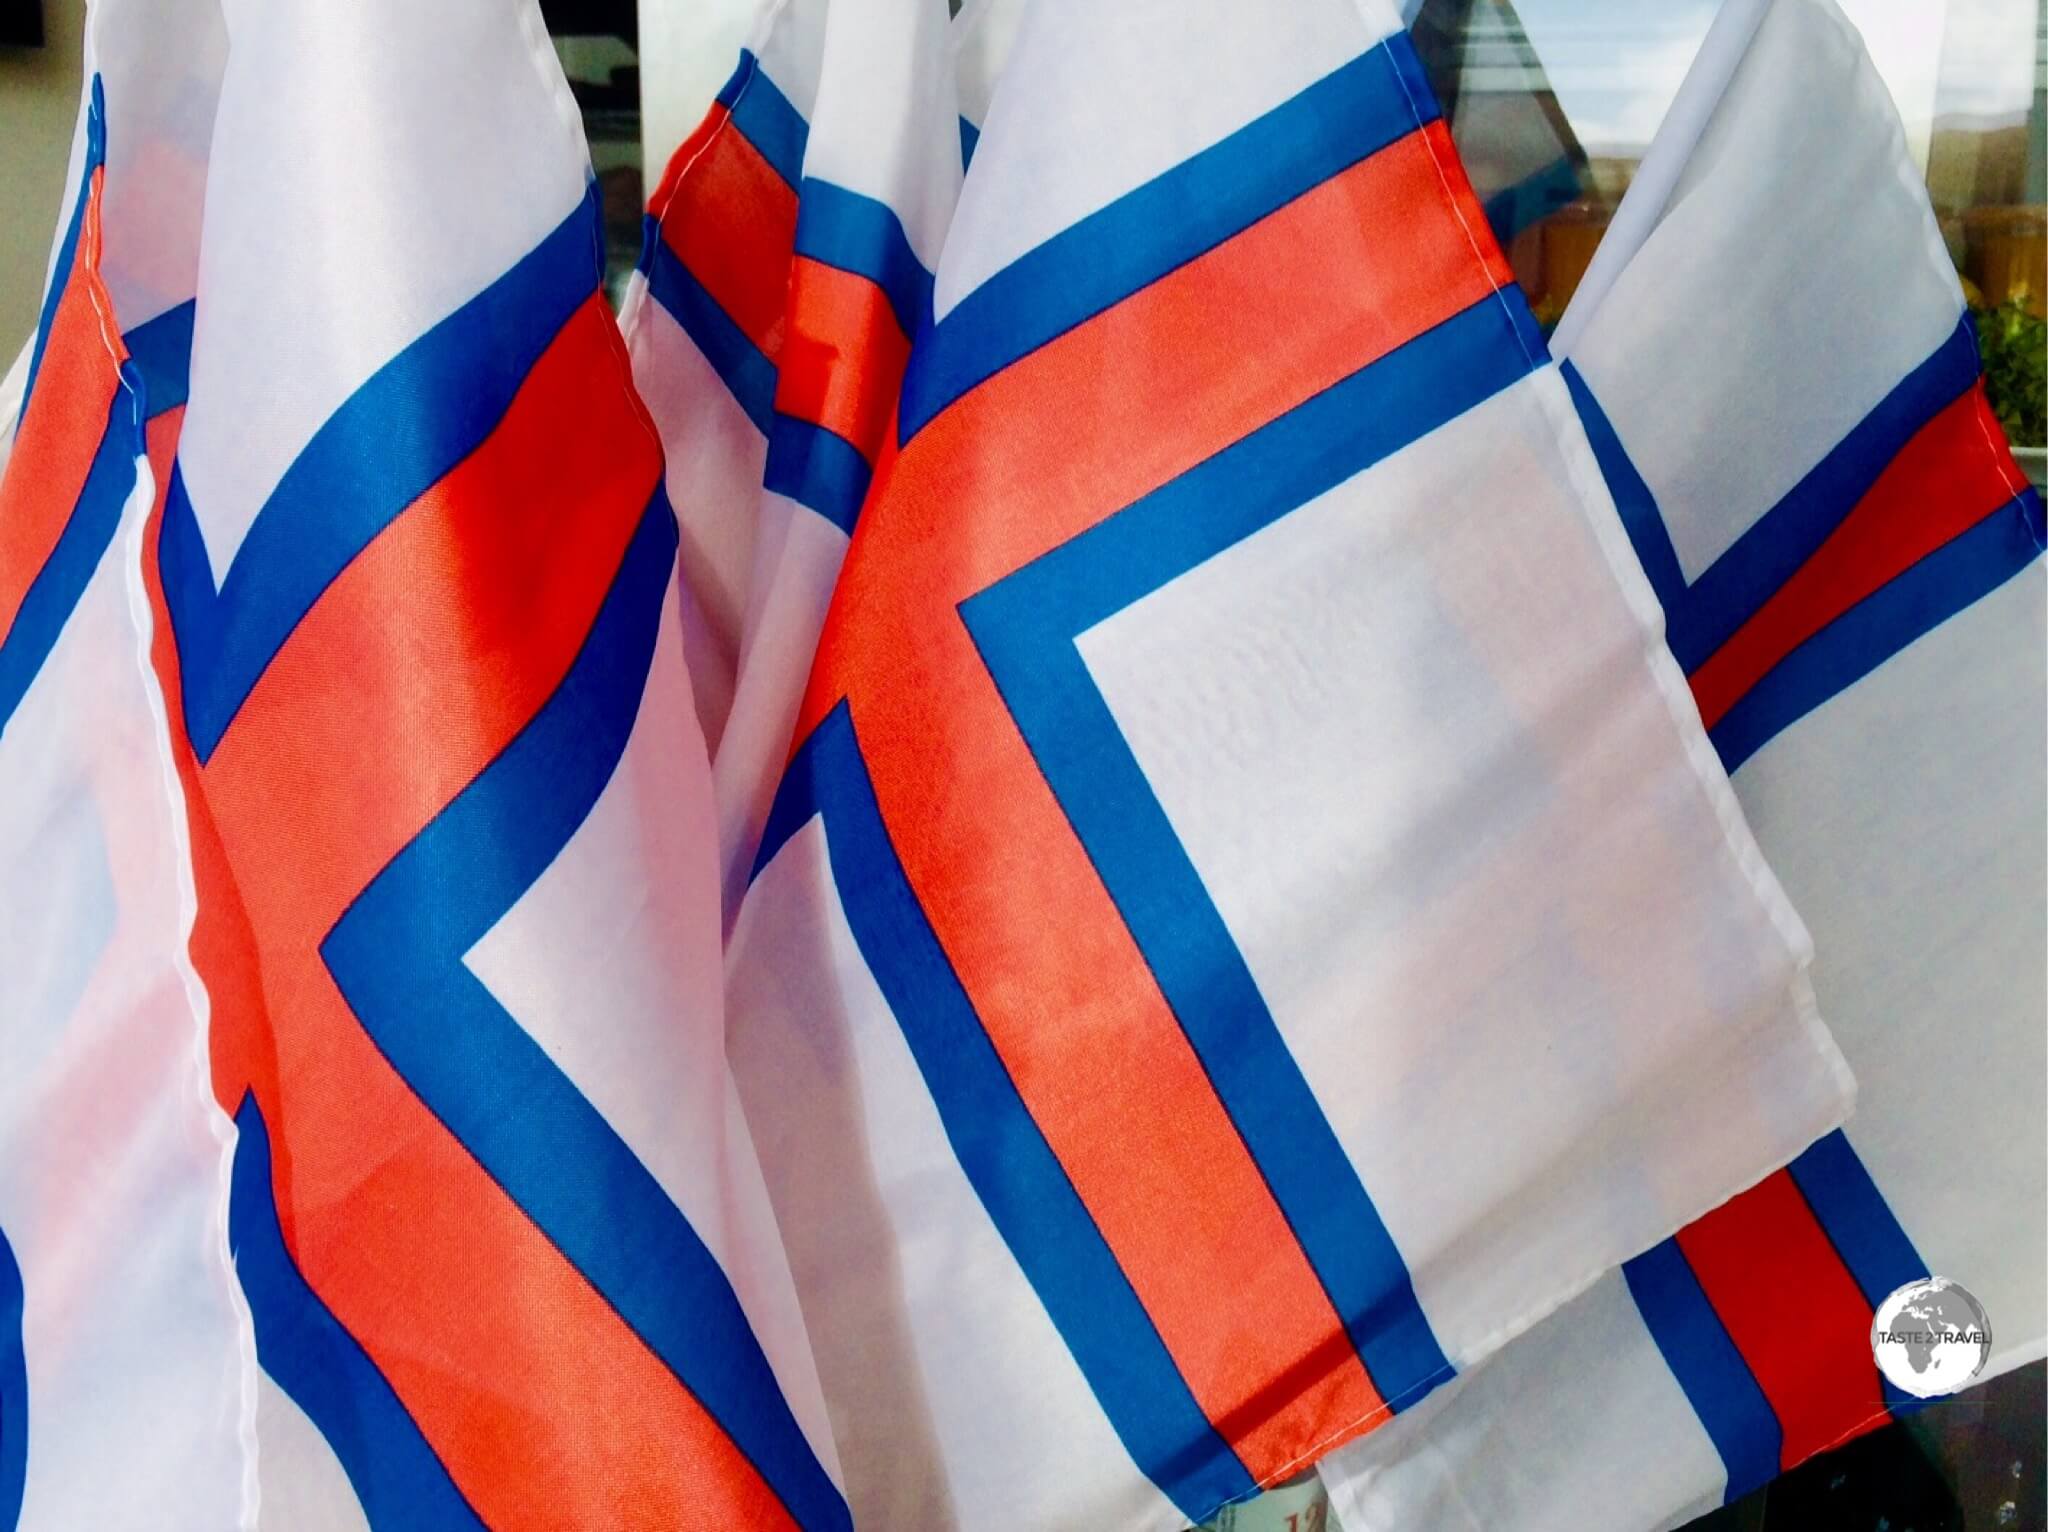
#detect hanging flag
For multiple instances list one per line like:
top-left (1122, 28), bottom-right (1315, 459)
top-left (621, 1), bottom-right (824, 756)
top-left (136, 1), bottom-right (845, 1526)
top-left (625, 0), bottom-right (963, 918)
top-left (1320, 2), bottom-right (2044, 1526)
top-left (724, 0), bottom-right (1855, 1525)
top-left (711, 0), bottom-right (959, 919)
top-left (0, 3), bottom-right (253, 1526)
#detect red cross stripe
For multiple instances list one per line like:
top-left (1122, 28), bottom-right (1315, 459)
top-left (143, 192), bottom-right (848, 1530)
top-left (753, 40), bottom-right (1545, 1510)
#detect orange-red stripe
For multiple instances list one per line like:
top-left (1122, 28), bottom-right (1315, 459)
top-left (774, 254), bottom-right (910, 461)
top-left (150, 299), bottom-right (798, 1529)
top-left (796, 124), bottom-right (1504, 1475)
top-left (1691, 383), bottom-right (2023, 729)
top-left (653, 109), bottom-right (799, 362)
top-left (800, 119), bottom-right (1508, 738)
top-left (1676, 1172), bottom-right (1892, 1466)
top-left (0, 166), bottom-right (123, 646)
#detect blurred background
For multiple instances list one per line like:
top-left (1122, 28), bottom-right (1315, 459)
top-left (3, 0), bottom-right (2040, 462)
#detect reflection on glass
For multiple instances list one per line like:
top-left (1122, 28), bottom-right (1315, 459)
top-left (1422, 0), bottom-right (2043, 450)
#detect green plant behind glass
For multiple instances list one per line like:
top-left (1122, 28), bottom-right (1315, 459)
top-left (1974, 294), bottom-right (2046, 449)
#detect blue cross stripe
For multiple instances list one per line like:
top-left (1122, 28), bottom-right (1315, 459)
top-left (639, 168), bottom-right (935, 536)
top-left (793, 179), bottom-right (933, 342)
top-left (121, 301), bottom-right (194, 416)
top-left (630, 46), bottom-right (810, 429)
top-left (720, 48), bottom-right (809, 191)
top-left (19, 78), bottom-right (104, 420)
top-left (750, 290), bottom-right (1543, 1513)
top-left (0, 75), bottom-right (134, 742)
top-left (754, 703), bottom-right (1259, 1523)
top-left (957, 294), bottom-right (1534, 1417)
top-left (1562, 321), bottom-right (2043, 770)
top-left (899, 33), bottom-right (1442, 443)
top-left (761, 414), bottom-right (873, 534)
top-left (638, 225), bottom-right (781, 433)
top-left (0, 1222), bottom-right (23, 1532)
top-left (151, 183), bottom-right (846, 1523)
top-left (1624, 1129), bottom-right (1936, 1503)
top-left (1710, 497), bottom-right (2042, 771)
top-left (0, 299), bottom-right (194, 741)
top-left (229, 1094), bottom-right (487, 1529)
top-left (1622, 1239), bottom-right (1782, 1504)
top-left (740, 32), bottom-right (1559, 1510)
top-left (1785, 1132), bottom-right (1931, 1419)
top-left (320, 494), bottom-right (851, 1532)
top-left (1568, 318), bottom-right (1982, 673)
top-left (160, 186), bottom-right (604, 764)
top-left (761, 181), bottom-right (936, 534)
top-left (0, 388), bottom-right (139, 740)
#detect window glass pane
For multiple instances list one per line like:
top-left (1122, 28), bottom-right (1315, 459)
top-left (1420, 0), bottom-right (2044, 450)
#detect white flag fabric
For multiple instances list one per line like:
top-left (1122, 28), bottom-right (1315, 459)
top-left (0, 3), bottom-right (253, 1526)
top-left (637, 0), bottom-right (766, 216)
top-left (622, 0), bottom-right (825, 758)
top-left (724, 0), bottom-right (1852, 1524)
top-left (1320, 2), bottom-right (2045, 1527)
top-left (953, 0), bottom-right (1023, 162)
top-left (2, 1), bottom-right (846, 1527)
top-left (15, 0), bottom-right (2044, 1527)
top-left (623, 0), bottom-right (963, 920)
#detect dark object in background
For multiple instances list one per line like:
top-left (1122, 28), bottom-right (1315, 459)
top-left (538, 0), bottom-right (632, 46)
top-left (0, 0), bottom-right (42, 47)
top-left (1679, 1362), bottom-right (2044, 1532)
